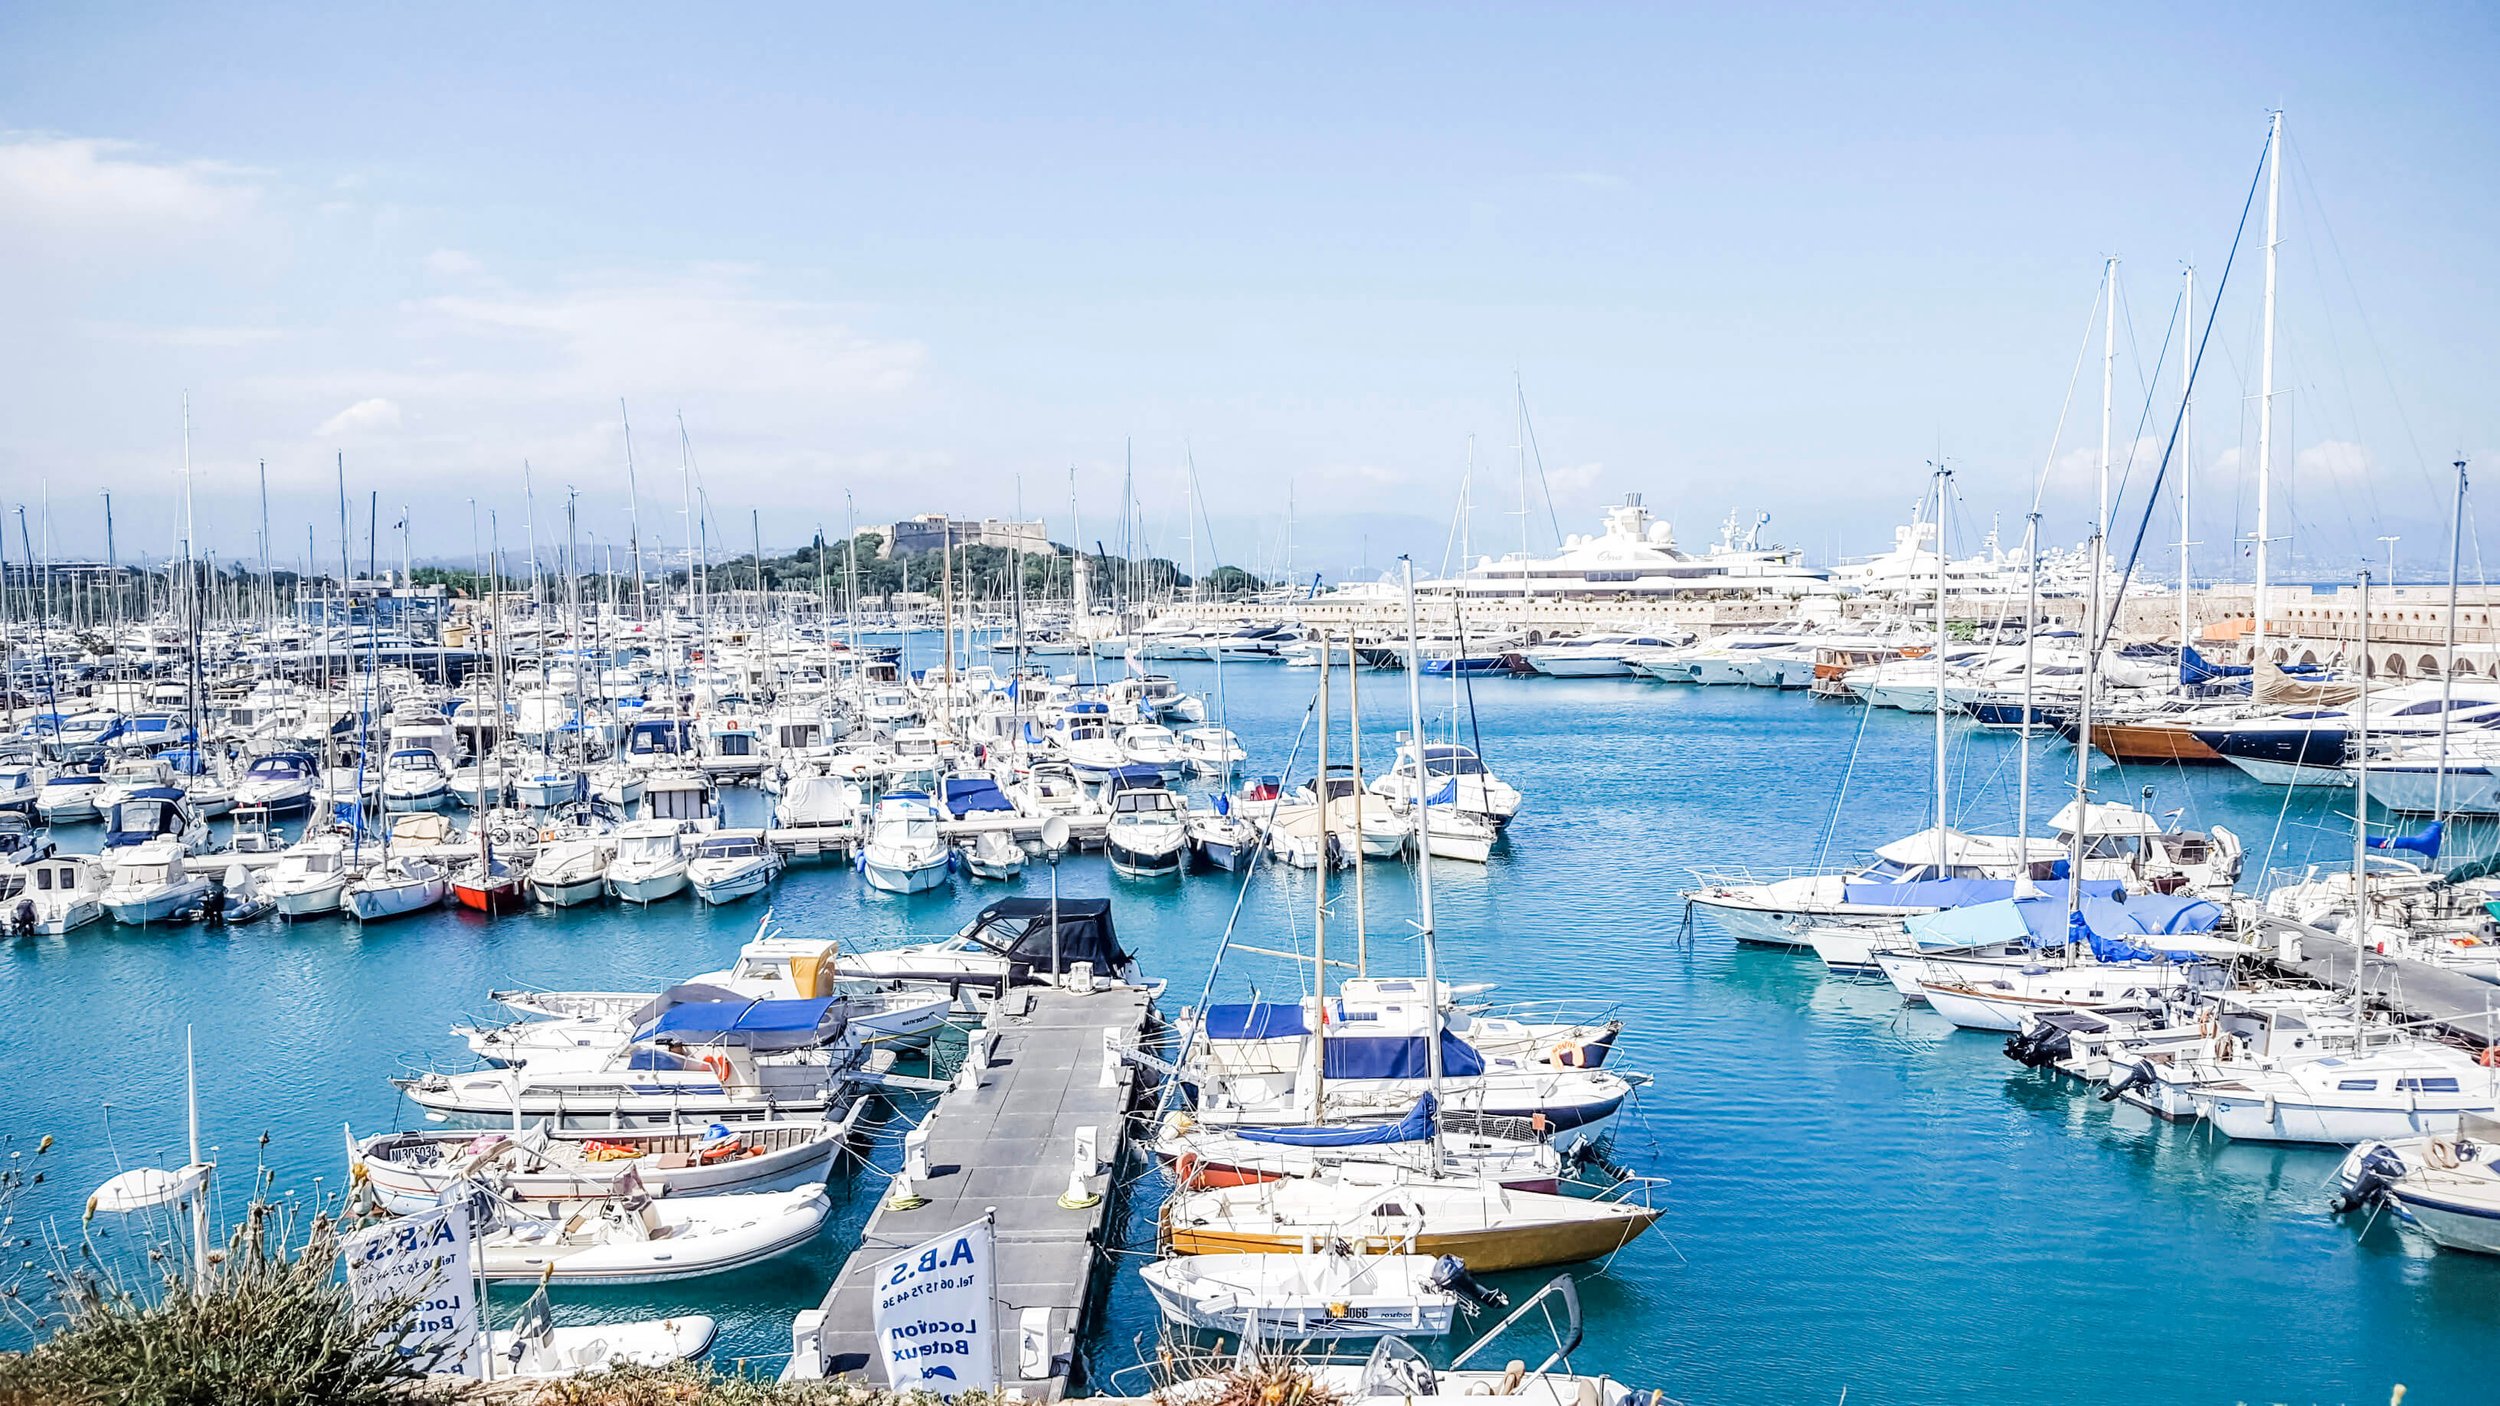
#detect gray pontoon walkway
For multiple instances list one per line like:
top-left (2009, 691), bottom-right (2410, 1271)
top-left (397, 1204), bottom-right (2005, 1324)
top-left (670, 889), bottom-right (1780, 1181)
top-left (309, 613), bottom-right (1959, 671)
top-left (2278, 941), bottom-right (2500, 1044)
top-left (788, 983), bottom-right (1154, 1400)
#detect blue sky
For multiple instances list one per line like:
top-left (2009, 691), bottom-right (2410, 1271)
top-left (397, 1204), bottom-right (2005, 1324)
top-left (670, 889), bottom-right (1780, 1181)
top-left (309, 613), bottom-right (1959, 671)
top-left (2, 4), bottom-right (2494, 582)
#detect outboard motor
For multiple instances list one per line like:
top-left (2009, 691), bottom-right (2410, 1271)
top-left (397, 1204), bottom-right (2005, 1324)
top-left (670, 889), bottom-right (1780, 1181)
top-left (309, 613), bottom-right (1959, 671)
top-left (7, 898), bottom-right (35, 938)
top-left (1426, 1255), bottom-right (1509, 1315)
top-left (2099, 1060), bottom-right (2156, 1104)
top-left (198, 885), bottom-right (227, 927)
top-left (2331, 1145), bottom-right (2408, 1216)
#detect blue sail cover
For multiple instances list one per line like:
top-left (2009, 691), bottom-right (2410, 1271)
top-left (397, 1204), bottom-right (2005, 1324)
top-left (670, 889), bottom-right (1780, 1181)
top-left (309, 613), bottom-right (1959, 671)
top-left (1240, 1094), bottom-right (1438, 1148)
top-left (1324, 1031), bottom-right (1487, 1081)
top-left (2370, 821), bottom-right (2444, 860)
top-left (2178, 644), bottom-right (2252, 685)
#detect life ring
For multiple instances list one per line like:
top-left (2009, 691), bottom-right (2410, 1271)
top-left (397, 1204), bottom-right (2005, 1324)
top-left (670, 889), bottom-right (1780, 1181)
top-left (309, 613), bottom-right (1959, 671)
top-left (1173, 1152), bottom-right (1203, 1190)
top-left (1550, 1039), bottom-right (1590, 1069)
top-left (2481, 1046), bottom-right (2500, 1069)
top-left (702, 1054), bottom-right (735, 1085)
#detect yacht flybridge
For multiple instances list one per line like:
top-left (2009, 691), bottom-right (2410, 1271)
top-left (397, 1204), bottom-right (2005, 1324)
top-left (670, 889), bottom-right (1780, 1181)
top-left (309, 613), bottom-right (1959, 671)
top-left (1417, 497), bottom-right (1831, 599)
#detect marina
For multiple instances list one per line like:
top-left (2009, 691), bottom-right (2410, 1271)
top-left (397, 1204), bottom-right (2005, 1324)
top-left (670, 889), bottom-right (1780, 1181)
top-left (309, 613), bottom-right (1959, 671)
top-left (6, 13), bottom-right (2499, 1403)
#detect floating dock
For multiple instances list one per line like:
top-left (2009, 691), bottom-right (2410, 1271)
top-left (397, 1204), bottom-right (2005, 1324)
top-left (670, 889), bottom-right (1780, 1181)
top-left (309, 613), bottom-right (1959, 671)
top-left (788, 982), bottom-right (1155, 1399)
top-left (2275, 940), bottom-right (2500, 1045)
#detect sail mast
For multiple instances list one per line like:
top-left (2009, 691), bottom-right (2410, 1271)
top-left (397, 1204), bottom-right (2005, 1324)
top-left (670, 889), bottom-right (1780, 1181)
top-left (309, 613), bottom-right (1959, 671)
top-left (1401, 558), bottom-right (1445, 1162)
top-left (2251, 111), bottom-right (2283, 671)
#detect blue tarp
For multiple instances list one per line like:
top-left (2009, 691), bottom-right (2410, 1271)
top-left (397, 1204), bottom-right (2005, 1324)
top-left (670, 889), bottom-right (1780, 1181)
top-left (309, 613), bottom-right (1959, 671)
top-left (1324, 1031), bottom-right (1487, 1081)
top-left (1904, 889), bottom-right (2222, 956)
top-left (635, 996), bottom-right (835, 1042)
top-left (1240, 1094), bottom-right (1438, 1148)
top-left (1102, 765), bottom-right (1164, 790)
top-left (942, 778), bottom-right (1016, 815)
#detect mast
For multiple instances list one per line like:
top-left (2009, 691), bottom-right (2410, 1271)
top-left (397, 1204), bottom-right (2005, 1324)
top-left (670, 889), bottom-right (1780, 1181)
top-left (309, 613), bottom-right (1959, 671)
top-left (2437, 460), bottom-right (2467, 824)
top-left (1400, 558), bottom-right (1445, 1161)
top-left (1311, 630), bottom-right (1331, 1117)
top-left (1931, 462), bottom-right (1951, 870)
top-left (2352, 569), bottom-right (2371, 983)
top-left (257, 459), bottom-right (270, 627)
top-left (523, 462), bottom-right (541, 610)
top-left (2014, 510), bottom-right (2042, 898)
top-left (622, 402), bottom-right (650, 625)
top-left (2251, 111), bottom-right (2283, 671)
top-left (2177, 266), bottom-right (2196, 661)
top-left (1348, 633), bottom-right (1368, 976)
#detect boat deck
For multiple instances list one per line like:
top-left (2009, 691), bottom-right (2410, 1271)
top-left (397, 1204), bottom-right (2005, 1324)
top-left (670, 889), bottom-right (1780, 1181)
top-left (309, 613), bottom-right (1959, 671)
top-left (789, 982), bottom-right (1154, 1399)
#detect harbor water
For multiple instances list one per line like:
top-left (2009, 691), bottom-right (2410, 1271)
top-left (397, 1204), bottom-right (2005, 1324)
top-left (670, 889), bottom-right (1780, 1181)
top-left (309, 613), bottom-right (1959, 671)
top-left (6, 655), bottom-right (2495, 1404)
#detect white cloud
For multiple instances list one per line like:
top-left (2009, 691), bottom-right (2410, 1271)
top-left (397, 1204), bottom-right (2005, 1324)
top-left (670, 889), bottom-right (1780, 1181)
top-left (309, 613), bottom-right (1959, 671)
top-left (317, 398), bottom-right (404, 439)
top-left (0, 134), bottom-right (260, 247)
top-left (1543, 460), bottom-right (1604, 494)
top-left (2295, 439), bottom-right (2374, 485)
top-left (423, 248), bottom-right (483, 278)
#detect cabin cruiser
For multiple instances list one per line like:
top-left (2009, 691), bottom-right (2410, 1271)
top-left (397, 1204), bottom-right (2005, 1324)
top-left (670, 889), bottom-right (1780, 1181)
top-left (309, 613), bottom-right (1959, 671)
top-left (606, 819), bottom-right (692, 905)
top-left (587, 759), bottom-right (647, 811)
top-left (95, 756), bottom-right (180, 815)
top-left (3, 854), bottom-right (106, 935)
top-left (1054, 706), bottom-right (1129, 783)
top-left (0, 759), bottom-right (47, 814)
top-left (0, 812), bottom-right (49, 866)
top-left (34, 770), bottom-right (106, 823)
top-left (234, 751), bottom-right (318, 815)
top-left (345, 854), bottom-right (450, 922)
top-left (1117, 723), bottom-right (1191, 781)
top-left (1178, 726), bottom-right (1248, 777)
top-left (1140, 1246), bottom-right (1487, 1340)
top-left (514, 762), bottom-right (587, 810)
top-left (101, 838), bottom-right (213, 927)
top-left (699, 716), bottom-right (766, 780)
top-left (839, 899), bottom-right (1142, 1012)
top-left (1162, 1167), bottom-right (1659, 1273)
top-left (1008, 761), bottom-right (1095, 821)
top-left (1275, 770), bottom-right (1409, 862)
top-left (688, 830), bottom-right (784, 904)
top-left (1105, 771), bottom-right (1190, 877)
top-left (1367, 743), bottom-right (1522, 828)
top-left (860, 794), bottom-right (949, 894)
top-left (483, 930), bottom-right (954, 1052)
top-left (379, 747), bottom-right (454, 811)
top-left (1520, 632), bottom-right (1693, 679)
top-left (101, 787), bottom-right (207, 856)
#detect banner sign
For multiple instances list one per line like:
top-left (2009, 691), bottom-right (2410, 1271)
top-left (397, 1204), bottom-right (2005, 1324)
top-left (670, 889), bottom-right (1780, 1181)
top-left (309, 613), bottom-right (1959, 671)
top-left (341, 1203), bottom-right (484, 1380)
top-left (871, 1215), bottom-right (998, 1398)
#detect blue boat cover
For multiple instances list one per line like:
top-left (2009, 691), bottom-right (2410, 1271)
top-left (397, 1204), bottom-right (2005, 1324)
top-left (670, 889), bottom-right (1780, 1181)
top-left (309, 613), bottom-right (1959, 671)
top-left (1905, 890), bottom-right (2222, 955)
top-left (942, 778), bottom-right (1016, 814)
top-left (635, 996), bottom-right (836, 1042)
top-left (1324, 1031), bottom-right (1486, 1081)
top-left (1102, 765), bottom-right (1164, 790)
top-left (1203, 1001), bottom-right (1309, 1039)
top-left (2178, 644), bottom-right (2251, 685)
top-left (1240, 1093), bottom-right (1438, 1147)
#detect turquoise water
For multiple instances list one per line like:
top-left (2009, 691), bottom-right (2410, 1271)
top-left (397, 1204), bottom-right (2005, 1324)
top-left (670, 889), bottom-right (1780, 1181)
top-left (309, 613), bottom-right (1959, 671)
top-left (7, 659), bottom-right (2496, 1404)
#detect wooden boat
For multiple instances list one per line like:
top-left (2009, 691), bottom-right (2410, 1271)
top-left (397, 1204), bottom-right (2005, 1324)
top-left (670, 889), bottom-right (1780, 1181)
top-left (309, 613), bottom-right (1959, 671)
top-left (1161, 1170), bottom-right (1660, 1273)
top-left (2083, 718), bottom-right (2225, 764)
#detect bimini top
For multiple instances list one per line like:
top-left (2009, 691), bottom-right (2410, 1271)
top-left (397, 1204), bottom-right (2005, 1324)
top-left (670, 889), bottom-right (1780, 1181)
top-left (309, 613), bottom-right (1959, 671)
top-left (633, 995), bottom-right (845, 1051)
top-left (958, 898), bottom-right (1129, 979)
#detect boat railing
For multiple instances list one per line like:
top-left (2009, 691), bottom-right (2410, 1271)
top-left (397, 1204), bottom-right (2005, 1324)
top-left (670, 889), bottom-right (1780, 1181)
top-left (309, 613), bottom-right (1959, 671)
top-left (1683, 863), bottom-right (1830, 889)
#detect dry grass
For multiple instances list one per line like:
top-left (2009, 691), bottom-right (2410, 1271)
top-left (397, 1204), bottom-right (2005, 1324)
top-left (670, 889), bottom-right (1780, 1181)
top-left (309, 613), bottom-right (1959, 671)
top-left (509, 1366), bottom-right (978, 1406)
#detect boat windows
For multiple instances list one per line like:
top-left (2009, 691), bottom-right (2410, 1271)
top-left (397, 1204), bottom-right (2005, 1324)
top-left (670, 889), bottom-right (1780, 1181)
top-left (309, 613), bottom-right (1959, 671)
top-left (2335, 1079), bottom-right (2379, 1091)
top-left (2396, 1077), bottom-right (2461, 1093)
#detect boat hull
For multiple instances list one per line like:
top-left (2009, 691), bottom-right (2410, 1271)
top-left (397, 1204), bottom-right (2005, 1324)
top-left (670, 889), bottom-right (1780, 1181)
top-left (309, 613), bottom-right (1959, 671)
top-left (2087, 722), bottom-right (2223, 764)
top-left (1164, 1208), bottom-right (1659, 1273)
